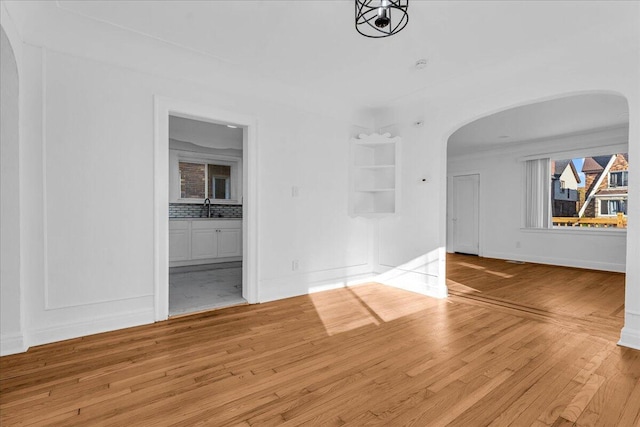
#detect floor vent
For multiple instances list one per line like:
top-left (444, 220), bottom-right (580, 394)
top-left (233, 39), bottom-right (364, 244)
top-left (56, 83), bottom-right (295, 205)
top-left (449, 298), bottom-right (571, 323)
top-left (506, 260), bottom-right (525, 264)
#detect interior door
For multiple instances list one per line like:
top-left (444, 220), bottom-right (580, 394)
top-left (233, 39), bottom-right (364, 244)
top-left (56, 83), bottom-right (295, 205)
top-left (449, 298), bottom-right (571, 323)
top-left (452, 174), bottom-right (480, 255)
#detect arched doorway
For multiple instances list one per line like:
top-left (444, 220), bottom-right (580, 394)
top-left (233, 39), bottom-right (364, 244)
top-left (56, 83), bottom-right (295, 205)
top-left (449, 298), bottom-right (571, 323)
top-left (445, 92), bottom-right (629, 339)
top-left (1, 25), bottom-right (24, 355)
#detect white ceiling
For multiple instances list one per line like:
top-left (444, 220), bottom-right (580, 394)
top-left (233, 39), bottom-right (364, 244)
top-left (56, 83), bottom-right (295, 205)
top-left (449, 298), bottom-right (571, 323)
top-left (447, 93), bottom-right (629, 156)
top-left (4, 0), bottom-right (636, 148)
top-left (169, 116), bottom-right (243, 150)
top-left (27, 0), bottom-right (633, 108)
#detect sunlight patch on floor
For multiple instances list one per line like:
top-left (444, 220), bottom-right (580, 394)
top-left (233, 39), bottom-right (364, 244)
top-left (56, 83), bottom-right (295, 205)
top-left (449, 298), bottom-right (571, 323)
top-left (352, 286), bottom-right (430, 322)
top-left (446, 279), bottom-right (481, 294)
top-left (456, 261), bottom-right (514, 278)
top-left (309, 288), bottom-right (380, 336)
top-left (485, 270), bottom-right (514, 278)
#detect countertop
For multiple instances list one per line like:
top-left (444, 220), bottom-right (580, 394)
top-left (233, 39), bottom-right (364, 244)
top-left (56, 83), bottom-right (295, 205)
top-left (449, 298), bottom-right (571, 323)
top-left (169, 217), bottom-right (242, 221)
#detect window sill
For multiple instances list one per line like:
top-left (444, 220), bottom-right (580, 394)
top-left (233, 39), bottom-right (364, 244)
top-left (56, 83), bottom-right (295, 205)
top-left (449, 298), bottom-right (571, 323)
top-left (520, 227), bottom-right (627, 236)
top-left (174, 199), bottom-right (241, 205)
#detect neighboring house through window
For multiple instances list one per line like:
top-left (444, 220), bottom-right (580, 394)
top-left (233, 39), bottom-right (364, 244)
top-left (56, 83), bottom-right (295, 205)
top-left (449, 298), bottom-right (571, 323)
top-left (525, 153), bottom-right (629, 229)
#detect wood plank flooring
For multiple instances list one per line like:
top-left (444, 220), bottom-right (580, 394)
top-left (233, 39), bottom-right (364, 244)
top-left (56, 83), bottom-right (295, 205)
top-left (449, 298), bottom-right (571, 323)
top-left (1, 256), bottom-right (638, 426)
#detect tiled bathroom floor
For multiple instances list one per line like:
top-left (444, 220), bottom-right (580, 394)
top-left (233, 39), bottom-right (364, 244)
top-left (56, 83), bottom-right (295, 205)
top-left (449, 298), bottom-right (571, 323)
top-left (169, 262), bottom-right (246, 316)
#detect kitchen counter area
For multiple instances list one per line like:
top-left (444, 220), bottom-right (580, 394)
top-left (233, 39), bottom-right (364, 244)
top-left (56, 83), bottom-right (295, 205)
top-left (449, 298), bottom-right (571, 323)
top-left (170, 217), bottom-right (241, 220)
top-left (169, 218), bottom-right (242, 267)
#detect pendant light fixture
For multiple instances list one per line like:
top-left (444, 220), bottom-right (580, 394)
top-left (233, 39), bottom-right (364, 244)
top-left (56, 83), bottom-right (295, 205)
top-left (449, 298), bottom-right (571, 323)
top-left (355, 0), bottom-right (409, 38)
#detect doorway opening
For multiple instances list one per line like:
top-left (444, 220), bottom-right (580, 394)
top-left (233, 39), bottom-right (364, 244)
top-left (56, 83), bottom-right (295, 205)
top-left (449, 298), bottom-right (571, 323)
top-left (153, 97), bottom-right (258, 321)
top-left (444, 92), bottom-right (629, 337)
top-left (168, 116), bottom-right (245, 316)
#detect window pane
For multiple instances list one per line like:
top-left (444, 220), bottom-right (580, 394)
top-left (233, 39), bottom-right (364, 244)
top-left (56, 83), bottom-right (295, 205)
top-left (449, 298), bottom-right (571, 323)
top-left (551, 153), bottom-right (627, 228)
top-left (179, 162), bottom-right (205, 199)
top-left (208, 164), bottom-right (231, 199)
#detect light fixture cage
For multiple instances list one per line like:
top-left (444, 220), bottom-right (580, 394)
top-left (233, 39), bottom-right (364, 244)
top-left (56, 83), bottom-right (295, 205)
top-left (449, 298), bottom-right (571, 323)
top-left (355, 0), bottom-right (409, 38)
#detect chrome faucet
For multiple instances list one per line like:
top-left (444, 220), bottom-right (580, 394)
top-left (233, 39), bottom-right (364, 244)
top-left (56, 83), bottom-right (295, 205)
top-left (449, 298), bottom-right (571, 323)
top-left (204, 198), bottom-right (211, 218)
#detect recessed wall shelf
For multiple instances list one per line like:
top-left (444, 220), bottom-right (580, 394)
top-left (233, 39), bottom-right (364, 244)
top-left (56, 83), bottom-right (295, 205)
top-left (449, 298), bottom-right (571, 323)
top-left (349, 133), bottom-right (400, 217)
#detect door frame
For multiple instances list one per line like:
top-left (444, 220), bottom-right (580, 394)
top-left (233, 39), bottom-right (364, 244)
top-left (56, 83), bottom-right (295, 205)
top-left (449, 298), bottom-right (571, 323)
top-left (448, 172), bottom-right (481, 256)
top-left (153, 96), bottom-right (259, 321)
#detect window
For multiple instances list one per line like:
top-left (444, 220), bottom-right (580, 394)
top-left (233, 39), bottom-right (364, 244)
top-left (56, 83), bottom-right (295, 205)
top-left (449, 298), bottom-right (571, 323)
top-left (179, 162), bottom-right (206, 199)
top-left (609, 171), bottom-right (628, 188)
top-left (208, 164), bottom-right (231, 199)
top-left (600, 199), bottom-right (627, 216)
top-left (179, 161), bottom-right (236, 201)
top-left (526, 152), bottom-right (628, 229)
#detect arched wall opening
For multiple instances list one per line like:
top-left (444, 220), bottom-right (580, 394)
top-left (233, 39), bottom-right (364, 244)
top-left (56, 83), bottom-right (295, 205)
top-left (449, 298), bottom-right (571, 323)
top-left (444, 91), bottom-right (630, 344)
top-left (0, 24), bottom-right (24, 355)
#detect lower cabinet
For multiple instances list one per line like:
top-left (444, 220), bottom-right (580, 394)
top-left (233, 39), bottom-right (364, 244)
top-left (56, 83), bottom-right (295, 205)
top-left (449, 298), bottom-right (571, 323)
top-left (169, 219), bottom-right (242, 266)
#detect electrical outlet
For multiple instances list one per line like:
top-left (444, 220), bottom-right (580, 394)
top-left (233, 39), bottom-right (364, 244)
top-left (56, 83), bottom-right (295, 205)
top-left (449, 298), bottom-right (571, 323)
top-left (292, 259), bottom-right (299, 271)
top-left (515, 241), bottom-right (521, 248)
top-left (292, 186), bottom-right (299, 197)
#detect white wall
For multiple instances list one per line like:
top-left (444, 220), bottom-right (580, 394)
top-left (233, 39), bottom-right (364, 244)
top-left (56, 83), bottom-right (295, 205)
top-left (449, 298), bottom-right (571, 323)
top-left (374, 8), bottom-right (640, 349)
top-left (13, 42), bottom-right (372, 348)
top-left (2, 1), bottom-right (639, 354)
top-left (0, 19), bottom-right (24, 355)
top-left (447, 126), bottom-right (628, 272)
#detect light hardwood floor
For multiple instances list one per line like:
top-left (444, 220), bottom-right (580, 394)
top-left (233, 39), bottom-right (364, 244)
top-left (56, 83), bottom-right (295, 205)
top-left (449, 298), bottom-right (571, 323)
top-left (1, 256), bottom-right (638, 426)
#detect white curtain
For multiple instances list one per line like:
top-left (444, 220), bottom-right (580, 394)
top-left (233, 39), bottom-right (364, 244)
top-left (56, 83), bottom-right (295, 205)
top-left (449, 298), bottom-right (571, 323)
top-left (524, 158), bottom-right (550, 228)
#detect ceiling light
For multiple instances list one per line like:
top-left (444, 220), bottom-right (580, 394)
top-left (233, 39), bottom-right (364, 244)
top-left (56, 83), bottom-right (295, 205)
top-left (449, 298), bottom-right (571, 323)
top-left (226, 125), bottom-right (238, 129)
top-left (355, 0), bottom-right (409, 38)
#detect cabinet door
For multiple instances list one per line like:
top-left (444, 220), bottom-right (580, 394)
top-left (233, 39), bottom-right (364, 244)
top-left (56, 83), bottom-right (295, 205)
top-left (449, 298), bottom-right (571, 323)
top-left (217, 228), bottom-right (242, 257)
top-left (169, 228), bottom-right (190, 261)
top-left (191, 228), bottom-right (218, 259)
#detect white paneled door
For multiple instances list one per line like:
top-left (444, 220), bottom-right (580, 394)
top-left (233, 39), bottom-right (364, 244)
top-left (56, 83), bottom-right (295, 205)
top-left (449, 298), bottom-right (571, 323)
top-left (452, 174), bottom-right (480, 255)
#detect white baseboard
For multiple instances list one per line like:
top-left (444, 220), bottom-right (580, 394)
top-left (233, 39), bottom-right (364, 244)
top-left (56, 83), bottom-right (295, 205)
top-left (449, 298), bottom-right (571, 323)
top-left (618, 326), bottom-right (640, 351)
top-left (258, 264), bottom-right (373, 303)
top-left (0, 332), bottom-right (28, 356)
top-left (169, 256), bottom-right (242, 268)
top-left (29, 308), bottom-right (155, 348)
top-left (481, 251), bottom-right (625, 273)
top-left (373, 267), bottom-right (447, 299)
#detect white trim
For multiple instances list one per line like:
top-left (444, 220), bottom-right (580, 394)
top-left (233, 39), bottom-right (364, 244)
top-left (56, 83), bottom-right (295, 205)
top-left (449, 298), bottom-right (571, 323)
top-left (154, 96), bottom-right (259, 321)
top-left (44, 294), bottom-right (154, 311)
top-left (519, 142), bottom-right (628, 162)
top-left (619, 325), bottom-right (640, 350)
top-left (0, 332), bottom-right (27, 356)
top-left (521, 227), bottom-right (626, 236)
top-left (258, 265), bottom-right (373, 303)
top-left (482, 250), bottom-right (626, 273)
top-left (28, 308), bottom-right (155, 348)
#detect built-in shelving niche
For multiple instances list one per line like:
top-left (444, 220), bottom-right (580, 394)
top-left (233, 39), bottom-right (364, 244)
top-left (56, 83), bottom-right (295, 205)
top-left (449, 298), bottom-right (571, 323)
top-left (349, 133), bottom-right (400, 217)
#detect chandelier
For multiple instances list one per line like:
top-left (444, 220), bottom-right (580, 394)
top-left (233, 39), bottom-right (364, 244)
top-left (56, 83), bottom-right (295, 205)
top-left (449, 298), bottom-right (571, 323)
top-left (355, 0), bottom-right (409, 38)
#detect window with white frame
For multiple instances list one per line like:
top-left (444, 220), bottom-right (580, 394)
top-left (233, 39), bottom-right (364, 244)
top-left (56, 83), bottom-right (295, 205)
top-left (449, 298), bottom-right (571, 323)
top-left (171, 152), bottom-right (241, 203)
top-left (179, 161), bottom-right (235, 201)
top-left (609, 170), bottom-right (628, 188)
top-left (524, 152), bottom-right (628, 229)
top-left (599, 199), bottom-right (627, 216)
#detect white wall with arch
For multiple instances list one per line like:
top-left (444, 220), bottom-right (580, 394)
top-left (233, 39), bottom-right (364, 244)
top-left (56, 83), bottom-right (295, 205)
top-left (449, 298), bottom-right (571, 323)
top-left (0, 1), bottom-right (638, 355)
top-left (0, 18), bottom-right (24, 355)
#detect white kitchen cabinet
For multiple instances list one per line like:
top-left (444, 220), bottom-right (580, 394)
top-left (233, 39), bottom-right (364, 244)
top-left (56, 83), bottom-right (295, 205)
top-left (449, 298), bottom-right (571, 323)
top-left (191, 227), bottom-right (218, 260)
top-left (169, 221), bottom-right (190, 261)
top-left (217, 229), bottom-right (242, 257)
top-left (169, 219), bottom-right (242, 266)
top-left (349, 133), bottom-right (400, 217)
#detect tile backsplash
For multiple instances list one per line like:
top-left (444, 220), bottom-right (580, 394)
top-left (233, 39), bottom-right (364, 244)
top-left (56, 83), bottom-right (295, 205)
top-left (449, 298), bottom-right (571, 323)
top-left (169, 203), bottom-right (242, 219)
